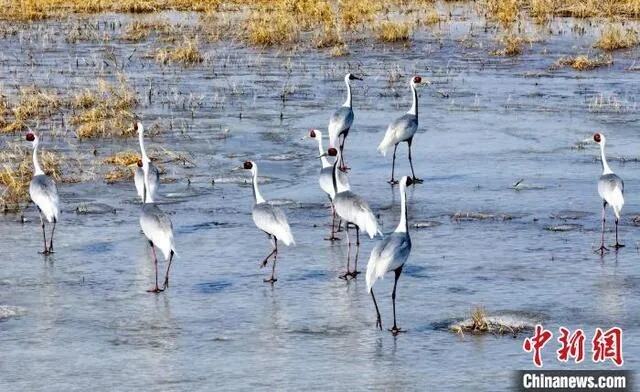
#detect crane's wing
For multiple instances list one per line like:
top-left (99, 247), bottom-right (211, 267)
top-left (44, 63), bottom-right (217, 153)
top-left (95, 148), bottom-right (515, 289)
top-left (328, 107), bottom-right (354, 147)
top-left (30, 174), bottom-right (59, 222)
top-left (366, 233), bottom-right (411, 292)
top-left (253, 202), bottom-right (295, 246)
top-left (378, 114), bottom-right (418, 155)
top-left (598, 173), bottom-right (624, 218)
top-left (140, 203), bottom-right (175, 259)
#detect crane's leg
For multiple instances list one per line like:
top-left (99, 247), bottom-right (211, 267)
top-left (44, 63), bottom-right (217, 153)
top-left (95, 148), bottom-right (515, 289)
top-left (147, 241), bottom-right (163, 293)
top-left (597, 201), bottom-right (609, 254)
top-left (371, 288), bottom-right (382, 330)
top-left (260, 234), bottom-right (276, 267)
top-left (350, 226), bottom-right (361, 278)
top-left (162, 250), bottom-right (175, 290)
top-left (336, 219), bottom-right (344, 232)
top-left (339, 223), bottom-right (351, 280)
top-left (48, 218), bottom-right (56, 253)
top-left (407, 138), bottom-right (423, 183)
top-left (339, 131), bottom-right (350, 172)
top-left (264, 238), bottom-right (278, 283)
top-left (325, 198), bottom-right (340, 241)
top-left (389, 266), bottom-right (406, 335)
top-left (37, 207), bottom-right (49, 255)
top-left (388, 144), bottom-right (399, 184)
top-left (614, 218), bottom-right (624, 249)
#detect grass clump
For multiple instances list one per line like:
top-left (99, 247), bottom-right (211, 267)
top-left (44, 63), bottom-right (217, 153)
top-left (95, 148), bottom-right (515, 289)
top-left (555, 54), bottom-right (613, 70)
top-left (245, 10), bottom-right (298, 46)
top-left (492, 32), bottom-right (523, 56)
top-left (2, 87), bottom-right (62, 133)
top-left (449, 306), bottom-right (534, 337)
top-left (70, 77), bottom-right (138, 139)
top-left (103, 151), bottom-right (140, 167)
top-left (376, 21), bottom-right (412, 42)
top-left (594, 24), bottom-right (638, 51)
top-left (340, 0), bottom-right (380, 31)
top-left (155, 39), bottom-right (204, 65)
top-left (483, 0), bottom-right (520, 27)
top-left (122, 19), bottom-right (172, 41)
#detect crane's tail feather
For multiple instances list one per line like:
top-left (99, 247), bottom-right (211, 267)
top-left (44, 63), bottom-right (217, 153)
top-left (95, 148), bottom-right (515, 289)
top-left (377, 129), bottom-right (396, 156)
top-left (362, 213), bottom-right (380, 239)
top-left (280, 230), bottom-right (295, 246)
top-left (365, 252), bottom-right (385, 293)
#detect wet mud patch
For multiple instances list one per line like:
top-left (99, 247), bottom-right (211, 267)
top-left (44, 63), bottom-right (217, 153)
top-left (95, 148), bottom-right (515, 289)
top-left (75, 202), bottom-right (117, 215)
top-left (545, 223), bottom-right (582, 232)
top-left (194, 280), bottom-right (232, 294)
top-left (403, 264), bottom-right (429, 278)
top-left (0, 305), bottom-right (26, 321)
top-left (450, 211), bottom-right (525, 222)
top-left (438, 308), bottom-right (540, 337)
top-left (412, 220), bottom-right (442, 229)
top-left (550, 210), bottom-right (590, 220)
top-left (178, 221), bottom-right (234, 234)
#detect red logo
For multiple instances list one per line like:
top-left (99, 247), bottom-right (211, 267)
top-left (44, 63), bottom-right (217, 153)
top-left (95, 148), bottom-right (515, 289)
top-left (523, 326), bottom-right (624, 367)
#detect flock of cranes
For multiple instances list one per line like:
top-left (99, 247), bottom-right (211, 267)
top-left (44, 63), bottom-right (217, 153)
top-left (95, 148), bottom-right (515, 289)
top-left (21, 73), bottom-right (625, 334)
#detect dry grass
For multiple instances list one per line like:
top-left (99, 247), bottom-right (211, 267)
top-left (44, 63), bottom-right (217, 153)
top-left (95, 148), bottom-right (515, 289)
top-left (2, 87), bottom-right (63, 133)
top-left (104, 167), bottom-right (134, 183)
top-left (376, 21), bottom-right (412, 42)
top-left (155, 39), bottom-right (204, 65)
top-left (423, 8), bottom-right (441, 25)
top-left (122, 19), bottom-right (173, 42)
top-left (340, 0), bottom-right (380, 31)
top-left (0, 144), bottom-right (62, 211)
top-left (70, 76), bottom-right (138, 139)
top-left (483, 0), bottom-right (520, 27)
top-left (102, 151), bottom-right (140, 166)
top-left (594, 24), bottom-right (638, 51)
top-left (245, 10), bottom-right (298, 46)
top-left (555, 54), bottom-right (613, 70)
top-left (492, 32), bottom-right (524, 56)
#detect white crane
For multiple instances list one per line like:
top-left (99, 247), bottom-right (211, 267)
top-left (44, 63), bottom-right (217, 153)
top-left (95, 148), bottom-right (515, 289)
top-left (378, 76), bottom-right (429, 184)
top-left (27, 131), bottom-right (59, 255)
top-left (309, 128), bottom-right (349, 240)
top-left (328, 73), bottom-right (362, 171)
top-left (366, 176), bottom-right (413, 335)
top-left (243, 161), bottom-right (295, 283)
top-left (134, 122), bottom-right (160, 202)
top-left (593, 132), bottom-right (624, 253)
top-left (139, 157), bottom-right (176, 293)
top-left (327, 147), bottom-right (380, 279)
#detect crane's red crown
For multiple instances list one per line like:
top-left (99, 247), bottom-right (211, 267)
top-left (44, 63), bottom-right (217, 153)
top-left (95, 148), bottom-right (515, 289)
top-left (243, 161), bottom-right (253, 170)
top-left (26, 132), bottom-right (35, 142)
top-left (413, 76), bottom-right (422, 84)
top-left (593, 133), bottom-right (602, 143)
top-left (328, 148), bottom-right (338, 156)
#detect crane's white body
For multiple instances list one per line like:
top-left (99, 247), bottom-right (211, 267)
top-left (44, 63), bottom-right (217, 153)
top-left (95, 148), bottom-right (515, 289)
top-left (312, 130), bottom-right (349, 198)
top-left (139, 163), bottom-right (175, 261)
top-left (328, 74), bottom-right (356, 149)
top-left (378, 78), bottom-right (420, 155)
top-left (596, 135), bottom-right (624, 218)
top-left (366, 177), bottom-right (412, 293)
top-left (248, 162), bottom-right (295, 246)
top-left (29, 134), bottom-right (59, 223)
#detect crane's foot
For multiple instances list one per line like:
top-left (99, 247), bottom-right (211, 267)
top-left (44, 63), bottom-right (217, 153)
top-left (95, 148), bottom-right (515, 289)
top-left (39, 249), bottom-right (54, 255)
top-left (263, 277), bottom-right (277, 284)
top-left (147, 286), bottom-right (164, 293)
top-left (614, 242), bottom-right (625, 249)
top-left (350, 270), bottom-right (360, 278)
top-left (338, 270), bottom-right (359, 280)
top-left (259, 259), bottom-right (269, 268)
top-left (324, 235), bottom-right (341, 241)
top-left (389, 326), bottom-right (406, 336)
top-left (162, 280), bottom-right (169, 290)
top-left (376, 317), bottom-right (382, 331)
top-left (411, 177), bottom-right (424, 184)
top-left (387, 179), bottom-right (399, 185)
top-left (339, 166), bottom-right (351, 172)
top-left (595, 245), bottom-right (609, 254)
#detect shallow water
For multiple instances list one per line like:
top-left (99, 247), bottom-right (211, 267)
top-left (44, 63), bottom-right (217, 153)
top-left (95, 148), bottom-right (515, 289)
top-left (1, 8), bottom-right (639, 391)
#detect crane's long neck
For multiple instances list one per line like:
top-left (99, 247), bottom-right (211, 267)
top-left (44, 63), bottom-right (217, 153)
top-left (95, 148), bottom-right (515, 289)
top-left (138, 131), bottom-right (150, 163)
top-left (395, 182), bottom-right (409, 233)
top-left (32, 138), bottom-right (44, 175)
top-left (143, 166), bottom-right (154, 204)
top-left (343, 79), bottom-right (352, 108)
top-left (332, 151), bottom-right (347, 194)
top-left (600, 142), bottom-right (613, 174)
top-left (407, 82), bottom-right (418, 116)
top-left (317, 136), bottom-right (330, 168)
top-left (251, 168), bottom-right (265, 204)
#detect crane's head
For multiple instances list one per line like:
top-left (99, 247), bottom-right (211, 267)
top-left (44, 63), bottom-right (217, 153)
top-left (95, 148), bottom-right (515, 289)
top-left (134, 121), bottom-right (144, 135)
top-left (411, 76), bottom-right (430, 86)
top-left (346, 73), bottom-right (363, 82)
top-left (26, 132), bottom-right (36, 142)
top-left (405, 176), bottom-right (414, 186)
top-left (309, 129), bottom-right (319, 138)
top-left (137, 159), bottom-right (143, 168)
top-left (243, 160), bottom-right (254, 170)
top-left (327, 147), bottom-right (338, 157)
top-left (593, 132), bottom-right (604, 144)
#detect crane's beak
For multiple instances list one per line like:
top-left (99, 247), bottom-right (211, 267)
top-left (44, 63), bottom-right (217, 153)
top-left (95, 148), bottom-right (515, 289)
top-left (318, 152), bottom-right (327, 158)
top-left (353, 75), bottom-right (363, 81)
